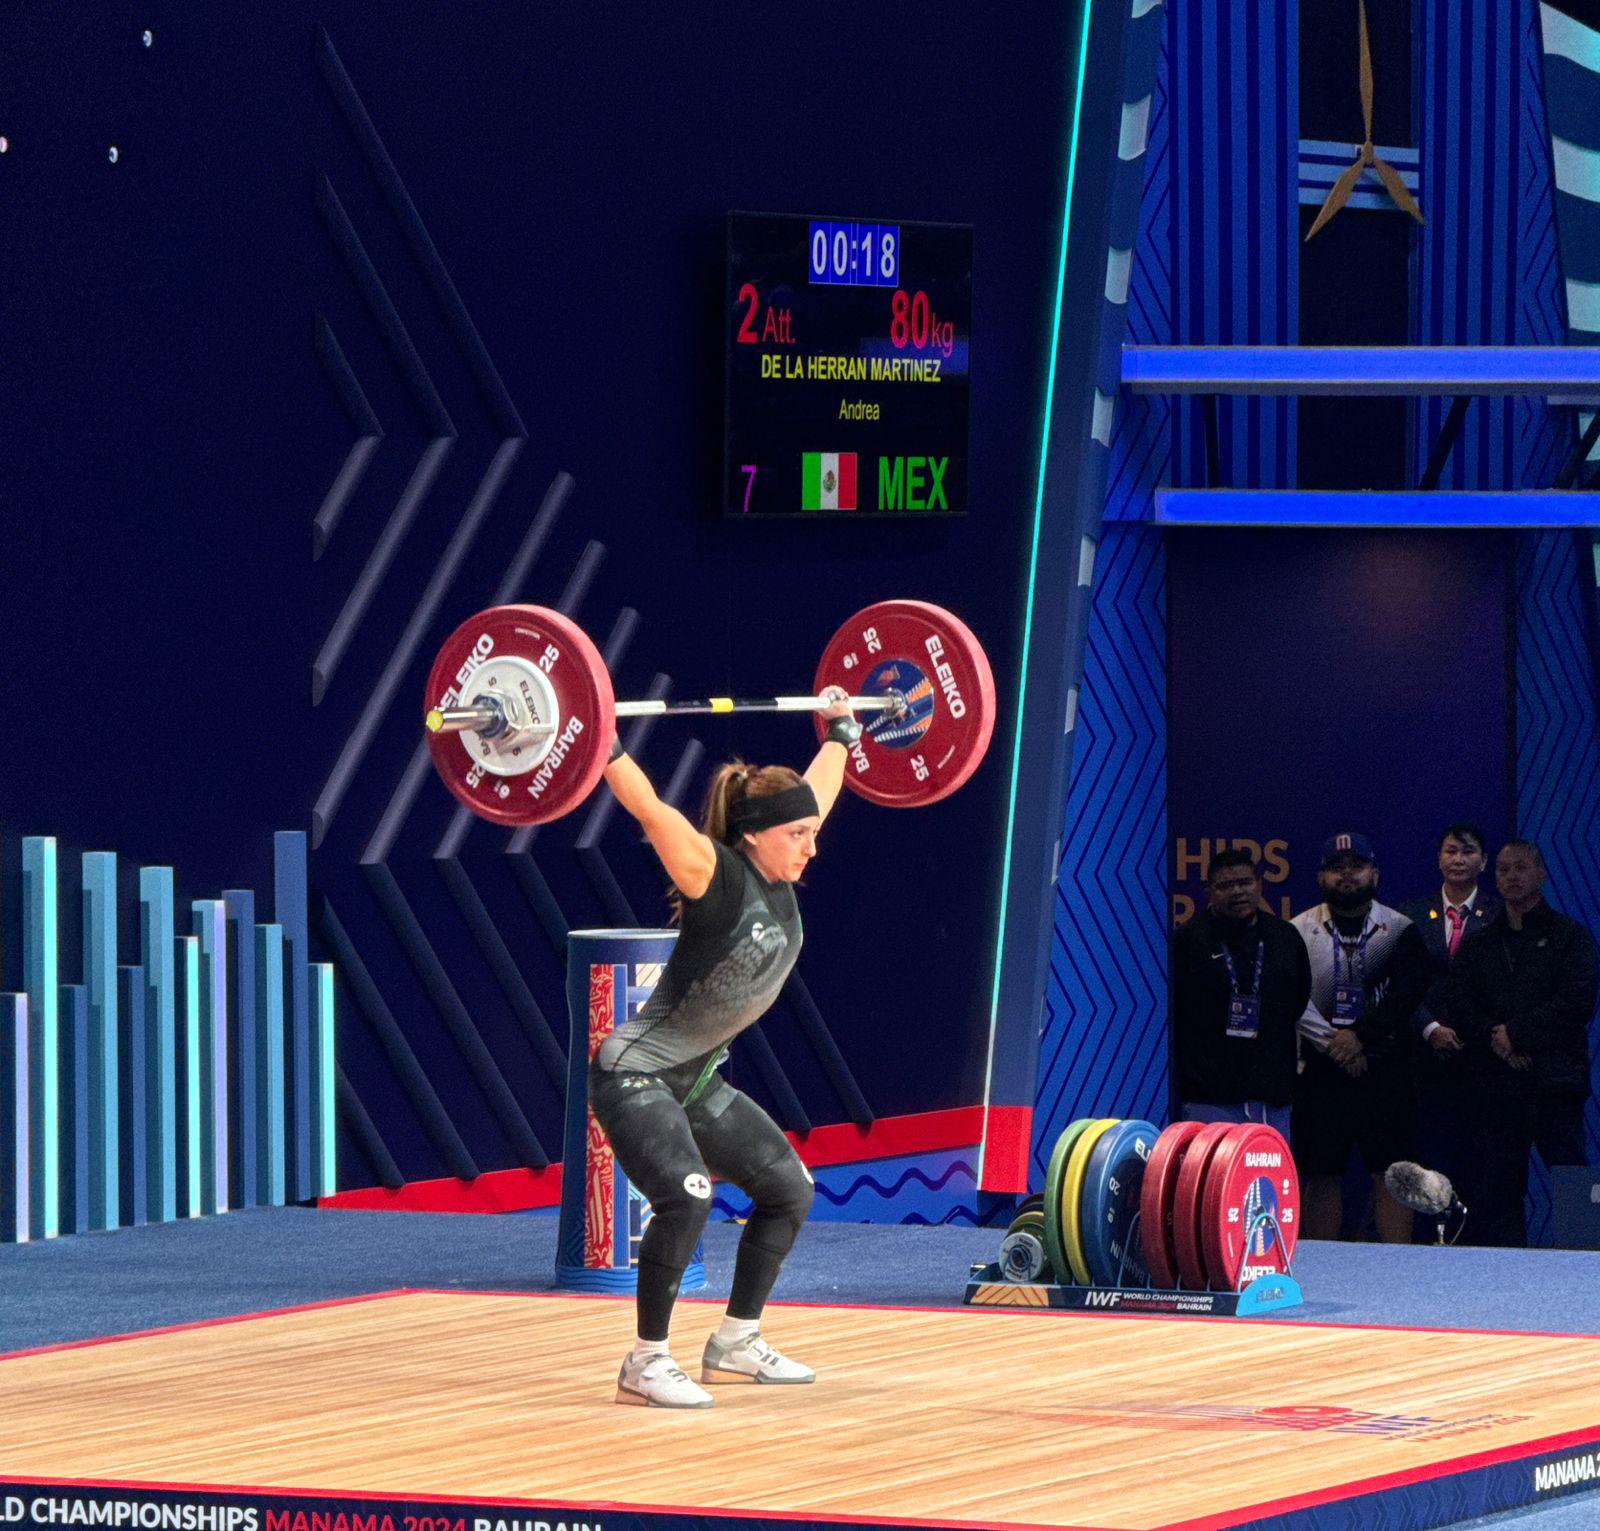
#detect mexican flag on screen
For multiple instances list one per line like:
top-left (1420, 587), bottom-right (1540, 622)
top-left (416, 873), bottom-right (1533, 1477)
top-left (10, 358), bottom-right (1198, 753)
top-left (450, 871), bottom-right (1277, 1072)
top-left (802, 452), bottom-right (858, 510)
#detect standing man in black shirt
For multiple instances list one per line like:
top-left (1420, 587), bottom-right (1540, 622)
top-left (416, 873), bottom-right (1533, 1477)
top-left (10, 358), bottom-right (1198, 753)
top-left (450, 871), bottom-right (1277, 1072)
top-left (1448, 840), bottom-right (1598, 1246)
top-left (1173, 848), bottom-right (1312, 1138)
top-left (1292, 833), bottom-right (1432, 1242)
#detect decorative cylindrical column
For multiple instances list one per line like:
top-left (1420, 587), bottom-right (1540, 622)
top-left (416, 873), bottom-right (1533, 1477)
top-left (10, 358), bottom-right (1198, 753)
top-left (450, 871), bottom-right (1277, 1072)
top-left (556, 929), bottom-right (704, 1293)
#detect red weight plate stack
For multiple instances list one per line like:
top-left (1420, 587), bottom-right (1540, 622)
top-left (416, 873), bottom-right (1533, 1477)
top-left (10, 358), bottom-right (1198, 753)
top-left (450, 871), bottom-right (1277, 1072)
top-left (1200, 1123), bottom-right (1301, 1291)
top-left (814, 600), bottom-right (996, 807)
top-left (1169, 1122), bottom-right (1236, 1290)
top-left (1138, 1121), bottom-right (1206, 1290)
top-left (425, 604), bottom-right (615, 827)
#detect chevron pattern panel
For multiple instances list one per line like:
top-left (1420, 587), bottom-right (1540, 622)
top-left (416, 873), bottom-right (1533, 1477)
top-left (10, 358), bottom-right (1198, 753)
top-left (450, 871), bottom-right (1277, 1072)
top-left (1515, 531), bottom-right (1600, 1244)
top-left (1035, 524), bottom-right (1169, 1181)
top-left (305, 31), bottom-right (870, 1194)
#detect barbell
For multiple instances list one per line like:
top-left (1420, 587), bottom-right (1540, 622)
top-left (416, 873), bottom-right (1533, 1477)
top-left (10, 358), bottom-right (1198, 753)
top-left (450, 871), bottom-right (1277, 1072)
top-left (423, 598), bottom-right (996, 827)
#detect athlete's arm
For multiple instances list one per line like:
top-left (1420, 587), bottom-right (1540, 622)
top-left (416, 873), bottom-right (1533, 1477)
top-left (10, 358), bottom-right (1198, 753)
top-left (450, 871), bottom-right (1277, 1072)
top-left (604, 750), bottom-right (717, 899)
top-left (804, 686), bottom-right (856, 823)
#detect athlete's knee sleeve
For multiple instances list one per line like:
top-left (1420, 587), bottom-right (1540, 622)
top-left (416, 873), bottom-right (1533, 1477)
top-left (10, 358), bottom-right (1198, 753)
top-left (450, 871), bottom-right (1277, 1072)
top-left (637, 1161), bottom-right (717, 1270)
top-left (740, 1151), bottom-right (814, 1253)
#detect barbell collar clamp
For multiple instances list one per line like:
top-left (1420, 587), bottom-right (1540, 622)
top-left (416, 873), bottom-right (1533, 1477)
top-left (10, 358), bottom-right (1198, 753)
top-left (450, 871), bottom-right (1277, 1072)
top-left (426, 703), bottom-right (505, 737)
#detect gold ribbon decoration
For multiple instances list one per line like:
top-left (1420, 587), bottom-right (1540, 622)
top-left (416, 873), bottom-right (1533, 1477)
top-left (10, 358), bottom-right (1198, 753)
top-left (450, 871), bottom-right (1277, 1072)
top-left (1305, 0), bottom-right (1426, 242)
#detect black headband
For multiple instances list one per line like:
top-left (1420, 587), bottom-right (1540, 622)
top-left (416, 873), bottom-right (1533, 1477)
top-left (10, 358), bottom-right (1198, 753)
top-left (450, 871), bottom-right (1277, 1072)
top-left (728, 782), bottom-right (820, 835)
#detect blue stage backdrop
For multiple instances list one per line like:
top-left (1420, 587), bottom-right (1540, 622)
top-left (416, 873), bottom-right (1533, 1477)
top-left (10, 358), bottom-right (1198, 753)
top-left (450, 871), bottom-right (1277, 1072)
top-left (1167, 529), bottom-right (1515, 921)
top-left (0, 4), bottom-right (1087, 1188)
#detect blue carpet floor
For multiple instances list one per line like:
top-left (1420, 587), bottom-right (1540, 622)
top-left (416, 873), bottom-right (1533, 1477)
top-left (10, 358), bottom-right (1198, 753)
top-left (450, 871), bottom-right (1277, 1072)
top-left (2, 1209), bottom-right (1598, 1530)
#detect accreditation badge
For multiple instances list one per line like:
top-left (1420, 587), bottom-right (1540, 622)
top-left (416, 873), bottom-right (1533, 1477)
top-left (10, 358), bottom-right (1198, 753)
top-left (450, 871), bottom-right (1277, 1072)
top-left (1226, 994), bottom-right (1262, 1040)
top-left (1332, 983), bottom-right (1365, 1025)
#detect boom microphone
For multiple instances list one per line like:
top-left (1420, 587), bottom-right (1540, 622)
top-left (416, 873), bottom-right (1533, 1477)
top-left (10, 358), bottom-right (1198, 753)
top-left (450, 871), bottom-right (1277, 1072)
top-left (1385, 1160), bottom-right (1469, 1243)
top-left (1384, 1160), bottom-right (1455, 1215)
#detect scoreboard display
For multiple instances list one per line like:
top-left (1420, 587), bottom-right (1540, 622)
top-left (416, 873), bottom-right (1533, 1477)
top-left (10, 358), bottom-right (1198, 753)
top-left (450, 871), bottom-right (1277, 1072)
top-left (724, 212), bottom-right (972, 517)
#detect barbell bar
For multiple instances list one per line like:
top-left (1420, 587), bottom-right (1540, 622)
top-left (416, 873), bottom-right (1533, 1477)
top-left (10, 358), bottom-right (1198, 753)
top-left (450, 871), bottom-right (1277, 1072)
top-left (426, 688), bottom-right (911, 739)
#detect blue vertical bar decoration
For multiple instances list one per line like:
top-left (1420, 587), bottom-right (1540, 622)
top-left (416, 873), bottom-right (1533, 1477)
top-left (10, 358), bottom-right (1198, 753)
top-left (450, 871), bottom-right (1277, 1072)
top-left (192, 900), bottom-right (229, 1214)
top-left (222, 891), bottom-right (257, 1208)
top-left (21, 837), bottom-right (59, 1240)
top-left (59, 984), bottom-right (91, 1233)
top-left (1170, 0), bottom-right (1298, 488)
top-left (1413, 0), bottom-right (1559, 488)
top-left (255, 923), bottom-right (286, 1206)
top-left (82, 851), bottom-right (119, 1229)
top-left (178, 935), bottom-right (202, 1217)
top-left (1, 994), bottom-right (30, 1242)
top-left (139, 867), bottom-right (177, 1223)
top-left (274, 831), bottom-right (313, 1202)
top-left (116, 966), bottom-right (147, 1227)
top-left (310, 962), bottom-right (337, 1196)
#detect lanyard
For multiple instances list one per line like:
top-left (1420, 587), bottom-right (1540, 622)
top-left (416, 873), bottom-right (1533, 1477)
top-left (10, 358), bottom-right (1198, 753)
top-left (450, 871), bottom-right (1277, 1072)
top-left (1331, 924), bottom-right (1372, 985)
top-left (1218, 939), bottom-right (1265, 997)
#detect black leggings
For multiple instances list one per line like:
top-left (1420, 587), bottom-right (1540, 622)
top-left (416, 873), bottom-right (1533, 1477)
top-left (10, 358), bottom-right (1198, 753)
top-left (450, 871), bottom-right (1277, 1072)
top-left (589, 1066), bottom-right (815, 1341)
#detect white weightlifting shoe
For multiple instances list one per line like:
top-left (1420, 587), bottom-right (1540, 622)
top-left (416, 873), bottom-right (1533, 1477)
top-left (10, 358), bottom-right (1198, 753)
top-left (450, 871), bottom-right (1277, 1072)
top-left (615, 1350), bottom-right (714, 1408)
top-left (701, 1330), bottom-right (816, 1384)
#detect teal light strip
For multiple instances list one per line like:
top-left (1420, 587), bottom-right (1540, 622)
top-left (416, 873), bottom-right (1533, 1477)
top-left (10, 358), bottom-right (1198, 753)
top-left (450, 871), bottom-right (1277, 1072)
top-left (181, 935), bottom-right (202, 1218)
top-left (981, 0), bottom-right (1098, 1179)
top-left (22, 837), bottom-right (60, 1239)
top-left (313, 962), bottom-right (337, 1196)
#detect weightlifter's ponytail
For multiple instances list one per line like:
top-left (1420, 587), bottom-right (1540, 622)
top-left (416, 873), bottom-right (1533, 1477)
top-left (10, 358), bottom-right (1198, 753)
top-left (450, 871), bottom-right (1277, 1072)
top-left (667, 760), bottom-right (805, 917)
top-left (703, 760), bottom-right (804, 845)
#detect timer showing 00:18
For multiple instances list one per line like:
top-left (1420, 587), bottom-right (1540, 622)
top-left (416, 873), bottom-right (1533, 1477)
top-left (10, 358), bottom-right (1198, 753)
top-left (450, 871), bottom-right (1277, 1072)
top-left (809, 220), bottom-right (899, 287)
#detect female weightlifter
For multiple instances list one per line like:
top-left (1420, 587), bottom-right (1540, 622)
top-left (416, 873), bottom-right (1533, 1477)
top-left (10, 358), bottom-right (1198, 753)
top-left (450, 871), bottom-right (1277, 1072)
top-left (591, 688), bottom-right (858, 1408)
